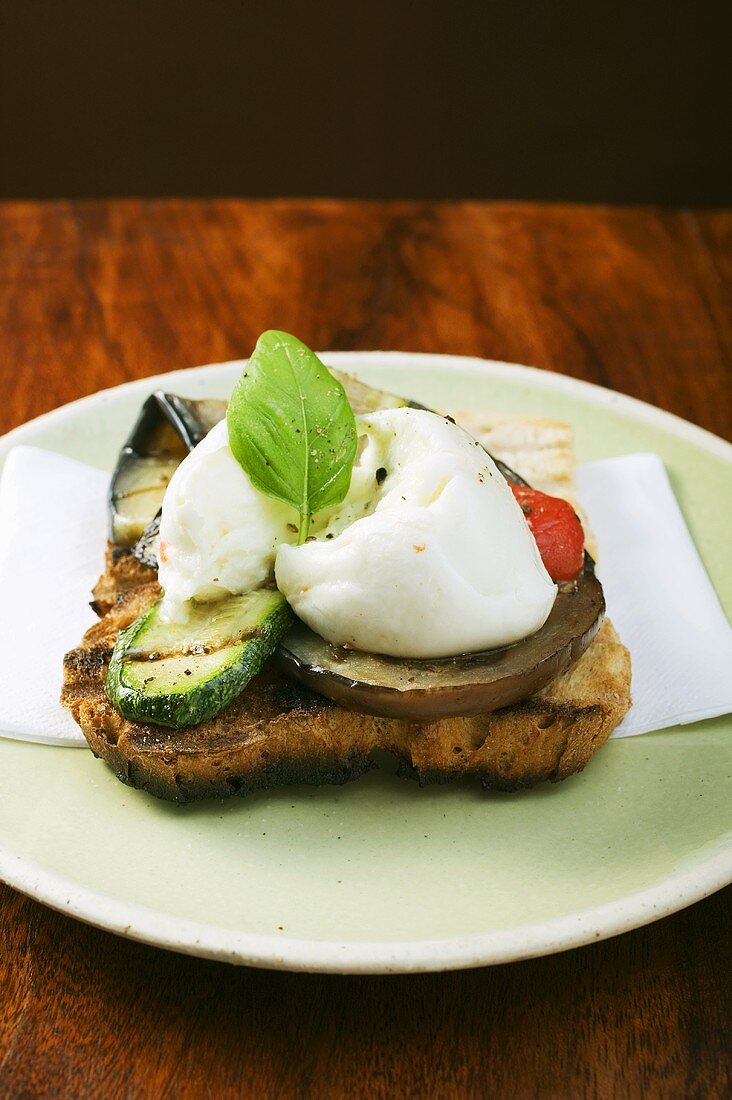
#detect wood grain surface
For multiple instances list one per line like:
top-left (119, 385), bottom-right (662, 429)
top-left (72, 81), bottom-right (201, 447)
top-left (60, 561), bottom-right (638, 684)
top-left (0, 200), bottom-right (729, 1099)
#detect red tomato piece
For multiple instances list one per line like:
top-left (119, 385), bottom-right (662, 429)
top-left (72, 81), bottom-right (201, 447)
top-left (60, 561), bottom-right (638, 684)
top-left (509, 485), bottom-right (585, 582)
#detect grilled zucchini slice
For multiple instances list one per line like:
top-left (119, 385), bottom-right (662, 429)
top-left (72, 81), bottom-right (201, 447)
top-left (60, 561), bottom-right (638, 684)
top-left (106, 589), bottom-right (293, 728)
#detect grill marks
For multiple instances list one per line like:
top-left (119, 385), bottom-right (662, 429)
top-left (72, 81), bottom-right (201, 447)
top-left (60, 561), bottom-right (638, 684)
top-left (124, 625), bottom-right (264, 663)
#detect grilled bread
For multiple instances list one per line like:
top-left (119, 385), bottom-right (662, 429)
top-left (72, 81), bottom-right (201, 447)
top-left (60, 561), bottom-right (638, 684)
top-left (62, 413), bottom-right (631, 802)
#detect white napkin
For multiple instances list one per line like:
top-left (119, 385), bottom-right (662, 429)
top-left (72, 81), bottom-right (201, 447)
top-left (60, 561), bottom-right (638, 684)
top-left (577, 453), bottom-right (732, 736)
top-left (0, 446), bottom-right (729, 748)
top-left (0, 448), bottom-right (109, 745)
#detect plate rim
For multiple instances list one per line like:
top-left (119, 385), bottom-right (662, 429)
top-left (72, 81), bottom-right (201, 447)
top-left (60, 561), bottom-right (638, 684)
top-left (1, 352), bottom-right (730, 973)
top-left (1, 351), bottom-right (730, 464)
top-left (1, 838), bottom-right (729, 974)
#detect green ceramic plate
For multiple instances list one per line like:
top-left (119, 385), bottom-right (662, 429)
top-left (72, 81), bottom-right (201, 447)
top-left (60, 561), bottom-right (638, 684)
top-left (0, 354), bottom-right (730, 973)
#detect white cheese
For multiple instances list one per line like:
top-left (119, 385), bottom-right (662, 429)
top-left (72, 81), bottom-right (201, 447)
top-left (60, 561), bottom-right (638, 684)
top-left (157, 420), bottom-right (296, 622)
top-left (275, 409), bottom-right (556, 657)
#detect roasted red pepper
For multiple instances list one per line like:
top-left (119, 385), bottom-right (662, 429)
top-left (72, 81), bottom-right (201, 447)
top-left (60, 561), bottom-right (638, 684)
top-left (510, 485), bottom-right (585, 582)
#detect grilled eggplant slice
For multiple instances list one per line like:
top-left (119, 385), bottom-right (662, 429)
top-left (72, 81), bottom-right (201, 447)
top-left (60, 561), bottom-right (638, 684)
top-left (109, 392), bottom-right (227, 546)
top-left (331, 371), bottom-right (414, 414)
top-left (276, 555), bottom-right (604, 720)
top-left (106, 589), bottom-right (294, 728)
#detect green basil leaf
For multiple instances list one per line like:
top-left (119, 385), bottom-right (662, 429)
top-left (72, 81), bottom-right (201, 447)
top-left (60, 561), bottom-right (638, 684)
top-left (227, 331), bottom-right (357, 543)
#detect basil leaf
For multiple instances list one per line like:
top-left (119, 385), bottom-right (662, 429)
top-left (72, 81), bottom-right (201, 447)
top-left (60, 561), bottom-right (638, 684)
top-left (227, 331), bottom-right (357, 543)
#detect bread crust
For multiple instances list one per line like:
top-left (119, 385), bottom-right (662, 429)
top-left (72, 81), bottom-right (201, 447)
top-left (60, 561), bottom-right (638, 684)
top-left (62, 565), bottom-right (631, 802)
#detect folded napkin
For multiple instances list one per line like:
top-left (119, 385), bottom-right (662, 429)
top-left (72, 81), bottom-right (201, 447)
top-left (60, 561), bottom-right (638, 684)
top-left (0, 448), bottom-right (109, 745)
top-left (0, 446), bottom-right (729, 748)
top-left (577, 454), bottom-right (732, 736)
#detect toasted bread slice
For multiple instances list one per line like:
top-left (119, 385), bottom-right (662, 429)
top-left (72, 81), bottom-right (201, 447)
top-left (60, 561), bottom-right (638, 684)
top-left (62, 569), bottom-right (629, 801)
top-left (62, 409), bottom-right (631, 803)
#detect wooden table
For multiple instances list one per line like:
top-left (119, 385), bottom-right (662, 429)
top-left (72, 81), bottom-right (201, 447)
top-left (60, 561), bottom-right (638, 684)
top-left (0, 201), bottom-right (729, 1098)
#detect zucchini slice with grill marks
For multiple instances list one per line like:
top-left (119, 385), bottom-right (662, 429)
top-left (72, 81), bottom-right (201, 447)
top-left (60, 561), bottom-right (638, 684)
top-left (106, 589), bottom-right (294, 728)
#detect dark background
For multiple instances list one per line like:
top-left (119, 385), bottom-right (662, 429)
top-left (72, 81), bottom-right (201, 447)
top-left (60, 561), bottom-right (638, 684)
top-left (1, 0), bottom-right (730, 204)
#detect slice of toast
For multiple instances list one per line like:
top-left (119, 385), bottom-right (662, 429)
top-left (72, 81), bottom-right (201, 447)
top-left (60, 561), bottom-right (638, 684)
top-left (62, 416), bottom-right (631, 803)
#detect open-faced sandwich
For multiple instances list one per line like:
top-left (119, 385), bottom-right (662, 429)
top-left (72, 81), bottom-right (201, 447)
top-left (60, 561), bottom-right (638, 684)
top-left (62, 332), bottom-right (631, 802)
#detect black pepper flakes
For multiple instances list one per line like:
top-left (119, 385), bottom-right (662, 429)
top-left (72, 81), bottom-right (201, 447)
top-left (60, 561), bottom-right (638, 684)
top-left (375, 467), bottom-right (388, 485)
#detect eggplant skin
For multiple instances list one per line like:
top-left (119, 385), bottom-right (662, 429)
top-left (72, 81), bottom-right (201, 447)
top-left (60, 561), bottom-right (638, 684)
top-left (62, 563), bottom-right (631, 804)
top-left (132, 514), bottom-right (161, 570)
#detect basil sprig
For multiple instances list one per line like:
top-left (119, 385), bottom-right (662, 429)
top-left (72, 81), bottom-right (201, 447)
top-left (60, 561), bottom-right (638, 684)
top-left (227, 331), bottom-right (357, 543)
